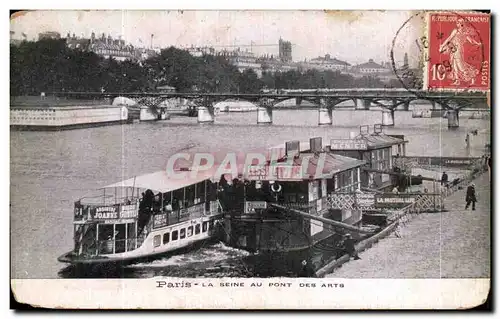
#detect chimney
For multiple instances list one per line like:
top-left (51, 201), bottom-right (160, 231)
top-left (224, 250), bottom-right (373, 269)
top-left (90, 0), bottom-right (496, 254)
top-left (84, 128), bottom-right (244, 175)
top-left (310, 137), bottom-right (323, 153)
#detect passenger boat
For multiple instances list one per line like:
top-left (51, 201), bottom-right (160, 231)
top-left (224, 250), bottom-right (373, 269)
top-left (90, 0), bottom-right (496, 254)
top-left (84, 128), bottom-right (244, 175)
top-left (58, 169), bottom-right (224, 265)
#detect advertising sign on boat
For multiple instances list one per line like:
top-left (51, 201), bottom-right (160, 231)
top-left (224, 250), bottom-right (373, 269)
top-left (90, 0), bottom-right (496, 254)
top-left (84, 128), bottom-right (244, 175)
top-left (120, 204), bottom-right (138, 219)
top-left (91, 206), bottom-right (118, 219)
top-left (153, 214), bottom-right (168, 228)
top-left (244, 201), bottom-right (267, 214)
top-left (246, 165), bottom-right (303, 181)
top-left (330, 139), bottom-right (368, 151)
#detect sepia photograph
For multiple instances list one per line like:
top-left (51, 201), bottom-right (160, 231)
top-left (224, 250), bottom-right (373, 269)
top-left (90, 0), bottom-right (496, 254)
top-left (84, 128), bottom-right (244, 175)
top-left (9, 7), bottom-right (491, 309)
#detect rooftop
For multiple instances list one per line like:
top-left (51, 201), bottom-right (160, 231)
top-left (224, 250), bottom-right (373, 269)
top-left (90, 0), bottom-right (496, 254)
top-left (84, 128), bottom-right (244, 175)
top-left (310, 55), bottom-right (351, 66)
top-left (354, 59), bottom-right (387, 69)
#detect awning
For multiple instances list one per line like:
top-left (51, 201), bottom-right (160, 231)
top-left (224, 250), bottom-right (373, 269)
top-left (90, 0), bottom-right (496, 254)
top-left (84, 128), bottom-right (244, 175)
top-left (102, 168), bottom-right (217, 193)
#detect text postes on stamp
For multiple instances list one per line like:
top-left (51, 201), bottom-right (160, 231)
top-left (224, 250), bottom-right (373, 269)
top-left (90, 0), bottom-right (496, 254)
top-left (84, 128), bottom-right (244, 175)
top-left (425, 12), bottom-right (490, 91)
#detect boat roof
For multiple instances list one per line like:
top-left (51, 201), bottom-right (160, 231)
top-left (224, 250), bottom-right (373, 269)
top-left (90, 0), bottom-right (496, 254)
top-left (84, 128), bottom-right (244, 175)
top-left (102, 168), bottom-right (217, 193)
top-left (102, 138), bottom-right (367, 191)
top-left (331, 133), bottom-right (406, 151)
top-left (274, 152), bottom-right (366, 180)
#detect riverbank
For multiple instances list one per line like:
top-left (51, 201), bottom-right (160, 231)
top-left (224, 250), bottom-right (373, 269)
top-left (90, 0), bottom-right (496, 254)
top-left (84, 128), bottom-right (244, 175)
top-left (324, 172), bottom-right (490, 278)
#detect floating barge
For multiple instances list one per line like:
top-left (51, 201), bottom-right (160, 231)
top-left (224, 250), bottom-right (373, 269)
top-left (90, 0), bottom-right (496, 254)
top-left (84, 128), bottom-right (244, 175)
top-left (10, 105), bottom-right (130, 130)
top-left (58, 128), bottom-right (418, 275)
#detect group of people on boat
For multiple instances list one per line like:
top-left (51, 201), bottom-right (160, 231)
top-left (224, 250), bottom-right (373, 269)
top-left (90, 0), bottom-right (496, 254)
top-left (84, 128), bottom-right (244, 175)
top-left (137, 189), bottom-right (183, 233)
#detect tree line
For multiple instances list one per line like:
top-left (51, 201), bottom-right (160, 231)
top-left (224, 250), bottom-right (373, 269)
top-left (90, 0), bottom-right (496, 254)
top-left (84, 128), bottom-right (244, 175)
top-left (10, 38), bottom-right (417, 96)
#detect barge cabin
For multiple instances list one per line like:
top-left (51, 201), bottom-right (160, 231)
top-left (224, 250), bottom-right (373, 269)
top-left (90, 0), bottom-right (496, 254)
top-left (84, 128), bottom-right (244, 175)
top-left (219, 137), bottom-right (366, 253)
top-left (328, 124), bottom-right (408, 192)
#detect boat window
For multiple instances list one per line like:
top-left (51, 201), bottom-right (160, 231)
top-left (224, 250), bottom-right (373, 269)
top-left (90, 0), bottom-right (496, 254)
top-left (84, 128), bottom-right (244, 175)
top-left (196, 181), bottom-right (206, 203)
top-left (163, 233), bottom-right (170, 244)
top-left (202, 221), bottom-right (208, 232)
top-left (180, 228), bottom-right (186, 239)
top-left (187, 226), bottom-right (193, 237)
top-left (195, 224), bottom-right (201, 235)
top-left (115, 224), bottom-right (126, 253)
top-left (153, 235), bottom-right (161, 248)
top-left (127, 222), bottom-right (136, 239)
top-left (209, 220), bottom-right (214, 230)
top-left (98, 224), bottom-right (114, 241)
top-left (184, 184), bottom-right (195, 208)
top-left (172, 189), bottom-right (184, 210)
top-left (172, 230), bottom-right (178, 240)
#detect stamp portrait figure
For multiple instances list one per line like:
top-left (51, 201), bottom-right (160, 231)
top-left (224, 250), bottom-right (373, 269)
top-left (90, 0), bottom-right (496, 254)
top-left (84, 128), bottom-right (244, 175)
top-left (438, 18), bottom-right (482, 86)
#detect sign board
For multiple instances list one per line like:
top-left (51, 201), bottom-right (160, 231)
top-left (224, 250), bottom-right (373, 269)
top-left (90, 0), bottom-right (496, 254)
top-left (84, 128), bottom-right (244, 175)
top-left (153, 213), bottom-right (168, 229)
top-left (374, 194), bottom-right (418, 209)
top-left (103, 218), bottom-right (136, 224)
top-left (244, 201), bottom-right (267, 214)
top-left (330, 139), bottom-right (368, 151)
top-left (395, 156), bottom-right (479, 168)
top-left (120, 204), bottom-right (138, 219)
top-left (356, 193), bottom-right (375, 207)
top-left (90, 205), bottom-right (118, 219)
top-left (246, 165), bottom-right (303, 181)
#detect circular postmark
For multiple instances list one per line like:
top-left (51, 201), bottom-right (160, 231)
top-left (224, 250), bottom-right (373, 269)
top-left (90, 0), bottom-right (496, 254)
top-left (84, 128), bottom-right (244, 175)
top-left (390, 10), bottom-right (489, 98)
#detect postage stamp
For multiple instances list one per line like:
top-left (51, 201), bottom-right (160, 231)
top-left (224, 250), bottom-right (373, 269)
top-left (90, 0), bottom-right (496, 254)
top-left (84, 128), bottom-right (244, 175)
top-left (9, 9), bottom-right (491, 310)
top-left (424, 12), bottom-right (490, 92)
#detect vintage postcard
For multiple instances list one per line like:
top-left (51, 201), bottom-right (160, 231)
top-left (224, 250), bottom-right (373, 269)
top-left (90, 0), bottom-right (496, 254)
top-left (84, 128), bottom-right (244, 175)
top-left (10, 9), bottom-right (491, 309)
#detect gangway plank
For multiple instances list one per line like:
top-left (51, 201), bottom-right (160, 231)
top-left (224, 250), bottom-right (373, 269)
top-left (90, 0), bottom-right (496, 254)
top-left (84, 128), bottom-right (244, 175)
top-left (269, 203), bottom-right (375, 235)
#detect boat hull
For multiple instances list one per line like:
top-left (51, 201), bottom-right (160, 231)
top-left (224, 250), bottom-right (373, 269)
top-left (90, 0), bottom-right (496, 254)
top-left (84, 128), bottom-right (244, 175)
top-left (59, 215), bottom-right (223, 266)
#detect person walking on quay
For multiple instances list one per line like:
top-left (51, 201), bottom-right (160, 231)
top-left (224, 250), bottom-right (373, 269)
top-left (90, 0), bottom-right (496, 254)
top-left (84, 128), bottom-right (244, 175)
top-left (465, 183), bottom-right (477, 211)
top-left (343, 234), bottom-right (361, 260)
top-left (441, 171), bottom-right (449, 187)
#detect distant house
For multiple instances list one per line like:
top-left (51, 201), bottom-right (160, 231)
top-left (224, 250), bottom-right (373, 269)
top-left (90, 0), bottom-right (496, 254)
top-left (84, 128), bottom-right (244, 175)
top-left (156, 85), bottom-right (176, 92)
top-left (307, 54), bottom-right (351, 71)
top-left (38, 31), bottom-right (61, 41)
top-left (352, 59), bottom-right (390, 74)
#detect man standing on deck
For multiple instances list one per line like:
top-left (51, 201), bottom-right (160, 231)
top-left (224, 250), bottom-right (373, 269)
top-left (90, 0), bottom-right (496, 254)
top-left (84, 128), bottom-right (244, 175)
top-left (465, 183), bottom-right (477, 211)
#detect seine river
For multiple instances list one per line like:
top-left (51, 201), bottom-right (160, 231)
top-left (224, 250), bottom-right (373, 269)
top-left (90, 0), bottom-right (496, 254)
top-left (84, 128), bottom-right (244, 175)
top-left (10, 108), bottom-right (490, 278)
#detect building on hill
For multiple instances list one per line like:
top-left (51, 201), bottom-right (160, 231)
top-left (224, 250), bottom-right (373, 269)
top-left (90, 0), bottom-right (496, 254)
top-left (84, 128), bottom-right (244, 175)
top-left (65, 32), bottom-right (157, 61)
top-left (351, 59), bottom-right (391, 75)
top-left (304, 54), bottom-right (351, 72)
top-left (38, 31), bottom-right (61, 41)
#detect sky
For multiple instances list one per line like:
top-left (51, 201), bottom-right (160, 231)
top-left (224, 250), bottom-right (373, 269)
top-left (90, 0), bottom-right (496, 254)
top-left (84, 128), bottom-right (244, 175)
top-left (10, 10), bottom-right (422, 66)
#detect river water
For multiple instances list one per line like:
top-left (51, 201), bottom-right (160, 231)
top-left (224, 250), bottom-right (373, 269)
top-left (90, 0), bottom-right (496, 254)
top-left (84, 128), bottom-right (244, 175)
top-left (10, 108), bottom-right (490, 278)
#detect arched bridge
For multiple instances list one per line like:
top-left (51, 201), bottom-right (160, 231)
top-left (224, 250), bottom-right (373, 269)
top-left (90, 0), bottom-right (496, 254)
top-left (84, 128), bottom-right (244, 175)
top-left (49, 89), bottom-right (489, 129)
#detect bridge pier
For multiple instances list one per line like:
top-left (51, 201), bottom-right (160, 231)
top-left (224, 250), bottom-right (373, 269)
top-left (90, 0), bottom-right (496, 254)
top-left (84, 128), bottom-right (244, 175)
top-left (447, 109), bottom-right (459, 129)
top-left (257, 99), bottom-right (273, 124)
top-left (355, 98), bottom-right (370, 110)
top-left (381, 109), bottom-right (395, 126)
top-left (197, 98), bottom-right (215, 123)
top-left (318, 98), bottom-right (333, 125)
top-left (403, 101), bottom-right (410, 111)
top-left (295, 97), bottom-right (302, 106)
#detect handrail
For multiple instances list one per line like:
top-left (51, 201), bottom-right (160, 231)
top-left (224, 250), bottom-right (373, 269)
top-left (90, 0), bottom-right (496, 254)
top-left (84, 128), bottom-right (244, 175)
top-left (270, 203), bottom-right (375, 234)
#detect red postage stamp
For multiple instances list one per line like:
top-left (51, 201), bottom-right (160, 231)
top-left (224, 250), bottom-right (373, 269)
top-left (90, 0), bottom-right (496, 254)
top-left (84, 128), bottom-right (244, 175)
top-left (425, 12), bottom-right (490, 91)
